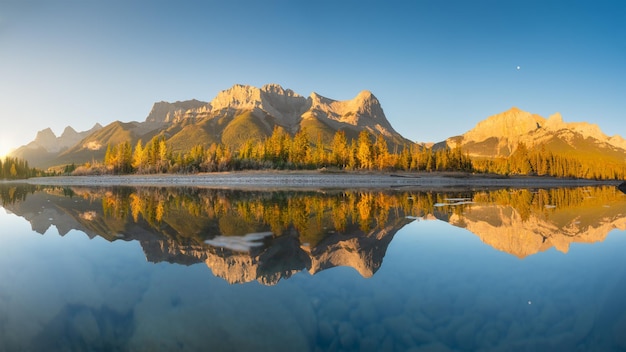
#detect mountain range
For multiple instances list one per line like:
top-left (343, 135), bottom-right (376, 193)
top-left (11, 84), bottom-right (408, 168)
top-left (9, 83), bottom-right (626, 170)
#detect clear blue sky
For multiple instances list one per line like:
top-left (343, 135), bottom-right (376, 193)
top-left (1, 0), bottom-right (624, 156)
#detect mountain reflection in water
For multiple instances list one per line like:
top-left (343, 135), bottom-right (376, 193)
top-left (1, 184), bottom-right (625, 285)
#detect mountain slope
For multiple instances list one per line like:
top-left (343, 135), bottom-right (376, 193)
top-left (446, 107), bottom-right (626, 162)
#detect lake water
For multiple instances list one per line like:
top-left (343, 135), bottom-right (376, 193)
top-left (1, 184), bottom-right (625, 351)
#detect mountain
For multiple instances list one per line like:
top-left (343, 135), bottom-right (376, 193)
top-left (10, 124), bottom-right (103, 167)
top-left (12, 84), bottom-right (409, 168)
top-left (156, 83), bottom-right (408, 152)
top-left (444, 107), bottom-right (626, 161)
top-left (12, 87), bottom-right (626, 171)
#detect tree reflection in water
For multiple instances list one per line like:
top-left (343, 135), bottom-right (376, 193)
top-left (1, 184), bottom-right (625, 284)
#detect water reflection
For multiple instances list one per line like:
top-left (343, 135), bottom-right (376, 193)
top-left (1, 184), bottom-right (625, 284)
top-left (1, 184), bottom-right (626, 351)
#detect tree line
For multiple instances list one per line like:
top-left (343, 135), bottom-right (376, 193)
top-left (0, 157), bottom-right (38, 180)
top-left (472, 142), bottom-right (626, 180)
top-left (91, 185), bottom-right (624, 247)
top-left (76, 128), bottom-right (473, 175)
top-left (70, 129), bottom-right (625, 180)
top-left (99, 188), bottom-right (465, 247)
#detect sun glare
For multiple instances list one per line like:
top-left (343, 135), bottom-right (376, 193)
top-left (0, 139), bottom-right (14, 160)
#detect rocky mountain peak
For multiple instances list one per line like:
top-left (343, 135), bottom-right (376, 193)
top-left (145, 99), bottom-right (207, 123)
top-left (35, 127), bottom-right (57, 141)
top-left (305, 89), bottom-right (392, 133)
top-left (448, 106), bottom-right (626, 159)
top-left (355, 90), bottom-right (374, 101)
top-left (31, 128), bottom-right (59, 151)
top-left (308, 91), bottom-right (332, 106)
top-left (463, 107), bottom-right (544, 144)
top-left (260, 83), bottom-right (298, 98)
top-left (210, 84), bottom-right (262, 112)
top-left (542, 112), bottom-right (620, 147)
top-left (61, 126), bottom-right (78, 137)
top-left (211, 84), bottom-right (306, 111)
top-left (20, 124), bottom-right (105, 156)
top-left (544, 113), bottom-right (564, 130)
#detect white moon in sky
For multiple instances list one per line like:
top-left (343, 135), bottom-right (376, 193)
top-left (516, 66), bottom-right (521, 70)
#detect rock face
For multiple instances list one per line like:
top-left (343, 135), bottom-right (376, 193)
top-left (148, 84), bottom-right (398, 135)
top-left (145, 83), bottom-right (403, 138)
top-left (207, 84), bottom-right (308, 126)
top-left (145, 99), bottom-right (208, 124)
top-left (448, 107), bottom-right (626, 158)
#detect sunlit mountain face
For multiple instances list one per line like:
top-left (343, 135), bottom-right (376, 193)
top-left (1, 184), bottom-right (625, 285)
top-left (10, 84), bottom-right (409, 169)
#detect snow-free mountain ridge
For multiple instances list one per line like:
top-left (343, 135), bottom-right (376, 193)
top-left (145, 84), bottom-right (396, 136)
top-left (8, 84), bottom-right (626, 170)
top-left (446, 107), bottom-right (626, 159)
top-left (11, 84), bottom-right (408, 168)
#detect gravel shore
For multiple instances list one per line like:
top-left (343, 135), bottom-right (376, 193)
top-left (14, 171), bottom-right (621, 190)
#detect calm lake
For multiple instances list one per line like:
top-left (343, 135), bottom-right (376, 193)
top-left (1, 184), bottom-right (625, 351)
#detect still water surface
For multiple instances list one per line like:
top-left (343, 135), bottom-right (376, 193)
top-left (0, 185), bottom-right (625, 351)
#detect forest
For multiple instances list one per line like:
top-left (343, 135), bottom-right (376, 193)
top-left (5, 128), bottom-right (625, 180)
top-left (473, 142), bottom-right (626, 180)
top-left (0, 157), bottom-right (39, 180)
top-left (71, 127), bottom-right (626, 180)
top-left (74, 128), bottom-right (473, 175)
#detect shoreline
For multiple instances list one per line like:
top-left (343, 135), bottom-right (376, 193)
top-left (8, 171), bottom-right (622, 190)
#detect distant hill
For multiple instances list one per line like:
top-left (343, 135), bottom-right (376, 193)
top-left (441, 107), bottom-right (626, 165)
top-left (12, 84), bottom-right (409, 168)
top-left (10, 124), bottom-right (103, 167)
